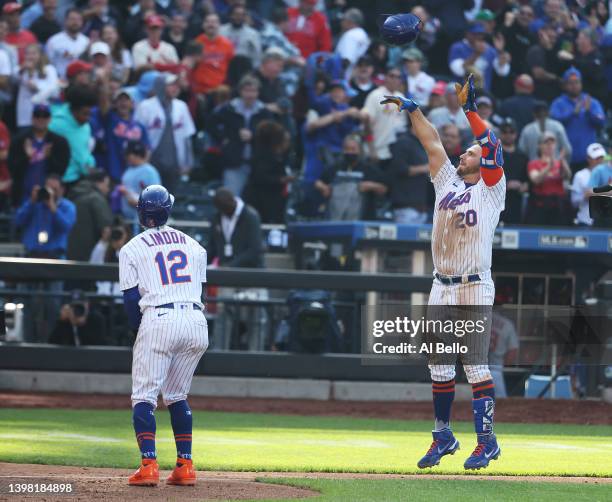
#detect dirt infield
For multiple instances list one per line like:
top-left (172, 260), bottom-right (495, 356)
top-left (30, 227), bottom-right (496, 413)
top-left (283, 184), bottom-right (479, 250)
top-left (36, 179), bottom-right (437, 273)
top-left (0, 462), bottom-right (610, 502)
top-left (1, 392), bottom-right (610, 425)
top-left (0, 463), bottom-right (316, 502)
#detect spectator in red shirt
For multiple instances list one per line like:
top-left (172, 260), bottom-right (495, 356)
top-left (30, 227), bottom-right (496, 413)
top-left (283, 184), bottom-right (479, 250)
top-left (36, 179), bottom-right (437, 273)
top-left (286, 0), bottom-right (331, 58)
top-left (193, 13), bottom-right (234, 95)
top-left (3, 3), bottom-right (37, 64)
top-left (526, 131), bottom-right (572, 225)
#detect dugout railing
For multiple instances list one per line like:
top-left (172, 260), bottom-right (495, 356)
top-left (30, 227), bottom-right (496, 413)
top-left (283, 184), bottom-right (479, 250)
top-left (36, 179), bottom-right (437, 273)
top-left (0, 257), bottom-right (437, 385)
top-left (0, 258), bottom-right (570, 396)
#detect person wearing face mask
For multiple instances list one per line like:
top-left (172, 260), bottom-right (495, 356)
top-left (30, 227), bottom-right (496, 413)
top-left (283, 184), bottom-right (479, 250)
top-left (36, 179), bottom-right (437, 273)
top-left (219, 4), bottom-right (262, 67)
top-left (314, 134), bottom-right (386, 220)
top-left (386, 113), bottom-right (431, 224)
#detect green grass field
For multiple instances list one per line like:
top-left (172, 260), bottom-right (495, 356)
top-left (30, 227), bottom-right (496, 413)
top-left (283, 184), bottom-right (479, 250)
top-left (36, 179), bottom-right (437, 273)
top-left (0, 408), bottom-right (610, 477)
top-left (260, 478), bottom-right (612, 501)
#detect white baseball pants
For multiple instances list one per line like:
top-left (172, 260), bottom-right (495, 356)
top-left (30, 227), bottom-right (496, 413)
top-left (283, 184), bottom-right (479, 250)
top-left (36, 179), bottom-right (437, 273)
top-left (131, 303), bottom-right (209, 408)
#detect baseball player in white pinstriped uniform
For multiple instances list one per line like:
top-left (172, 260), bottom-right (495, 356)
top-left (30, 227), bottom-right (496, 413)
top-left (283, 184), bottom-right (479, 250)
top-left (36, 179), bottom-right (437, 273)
top-left (120, 185), bottom-right (208, 487)
top-left (382, 74), bottom-right (504, 470)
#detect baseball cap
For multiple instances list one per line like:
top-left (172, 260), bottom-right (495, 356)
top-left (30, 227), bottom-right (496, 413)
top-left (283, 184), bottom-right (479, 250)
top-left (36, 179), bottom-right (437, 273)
top-left (329, 79), bottom-right (346, 90)
top-left (562, 66), bottom-right (582, 82)
top-left (475, 9), bottom-right (495, 22)
top-left (32, 104), bottom-right (51, 118)
top-left (467, 23), bottom-right (486, 35)
top-left (587, 143), bottom-right (606, 160)
top-left (263, 46), bottom-right (286, 60)
top-left (89, 41), bottom-right (110, 57)
top-left (499, 117), bottom-right (517, 131)
top-left (114, 87), bottom-right (134, 100)
top-left (66, 60), bottom-right (93, 79)
top-left (431, 80), bottom-right (447, 96)
top-left (145, 14), bottom-right (165, 28)
top-left (164, 72), bottom-right (179, 85)
top-left (539, 131), bottom-right (556, 143)
top-left (401, 47), bottom-right (423, 62)
top-left (2, 2), bottom-right (21, 15)
top-left (514, 74), bottom-right (534, 92)
top-left (126, 140), bottom-right (147, 157)
top-left (533, 99), bottom-right (548, 111)
top-left (476, 95), bottom-right (493, 107)
top-left (445, 82), bottom-right (457, 94)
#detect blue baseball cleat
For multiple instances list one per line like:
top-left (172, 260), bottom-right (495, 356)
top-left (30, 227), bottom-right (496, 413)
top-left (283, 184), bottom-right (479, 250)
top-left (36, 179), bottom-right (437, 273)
top-left (417, 429), bottom-right (460, 469)
top-left (464, 434), bottom-right (501, 470)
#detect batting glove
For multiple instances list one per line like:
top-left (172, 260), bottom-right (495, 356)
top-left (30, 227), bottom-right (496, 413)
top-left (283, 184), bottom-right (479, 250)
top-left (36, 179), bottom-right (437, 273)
top-left (380, 95), bottom-right (419, 113)
top-left (455, 73), bottom-right (477, 113)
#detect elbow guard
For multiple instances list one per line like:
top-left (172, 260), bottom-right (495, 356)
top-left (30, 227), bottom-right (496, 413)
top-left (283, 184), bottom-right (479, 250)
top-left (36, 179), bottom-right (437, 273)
top-left (123, 286), bottom-right (142, 331)
top-left (477, 129), bottom-right (504, 186)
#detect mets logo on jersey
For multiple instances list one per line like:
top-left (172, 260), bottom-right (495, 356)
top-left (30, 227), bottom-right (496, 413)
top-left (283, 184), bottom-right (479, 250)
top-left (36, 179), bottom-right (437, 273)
top-left (438, 191), bottom-right (471, 211)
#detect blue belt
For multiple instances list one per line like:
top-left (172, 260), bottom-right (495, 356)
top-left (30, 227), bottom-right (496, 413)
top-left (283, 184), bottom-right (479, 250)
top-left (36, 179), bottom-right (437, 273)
top-left (435, 273), bottom-right (481, 285)
top-left (155, 303), bottom-right (200, 310)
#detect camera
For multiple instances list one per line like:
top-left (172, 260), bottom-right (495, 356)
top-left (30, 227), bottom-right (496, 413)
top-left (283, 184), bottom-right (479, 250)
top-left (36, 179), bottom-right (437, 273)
top-left (589, 184), bottom-right (612, 226)
top-left (37, 186), bottom-right (50, 203)
top-left (70, 302), bottom-right (87, 318)
top-left (110, 227), bottom-right (126, 242)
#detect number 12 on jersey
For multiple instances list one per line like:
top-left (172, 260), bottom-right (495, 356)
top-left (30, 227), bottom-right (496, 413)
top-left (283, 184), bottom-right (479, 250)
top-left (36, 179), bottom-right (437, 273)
top-left (154, 250), bottom-right (192, 285)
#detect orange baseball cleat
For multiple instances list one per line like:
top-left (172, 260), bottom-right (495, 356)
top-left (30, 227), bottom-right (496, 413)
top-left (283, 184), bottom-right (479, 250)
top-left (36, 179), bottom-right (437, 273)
top-left (166, 458), bottom-right (196, 486)
top-left (128, 458), bottom-right (159, 486)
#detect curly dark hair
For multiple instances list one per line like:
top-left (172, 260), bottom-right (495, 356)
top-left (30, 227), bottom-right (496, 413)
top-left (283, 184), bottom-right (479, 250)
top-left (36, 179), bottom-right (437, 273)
top-left (65, 84), bottom-right (98, 110)
top-left (254, 120), bottom-right (289, 154)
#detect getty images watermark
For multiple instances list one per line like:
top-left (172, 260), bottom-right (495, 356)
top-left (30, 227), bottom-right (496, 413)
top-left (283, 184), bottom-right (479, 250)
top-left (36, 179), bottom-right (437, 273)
top-left (360, 304), bottom-right (612, 366)
top-left (370, 315), bottom-right (488, 355)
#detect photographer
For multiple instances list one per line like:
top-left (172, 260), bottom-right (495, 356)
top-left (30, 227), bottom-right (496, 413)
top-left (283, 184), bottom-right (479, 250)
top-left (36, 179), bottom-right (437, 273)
top-left (14, 173), bottom-right (76, 259)
top-left (90, 221), bottom-right (131, 297)
top-left (48, 292), bottom-right (109, 346)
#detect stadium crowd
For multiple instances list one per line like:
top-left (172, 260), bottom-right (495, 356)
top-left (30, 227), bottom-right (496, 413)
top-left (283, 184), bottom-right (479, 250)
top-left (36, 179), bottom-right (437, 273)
top-left (0, 0), bottom-right (607, 347)
top-left (0, 0), bottom-right (611, 260)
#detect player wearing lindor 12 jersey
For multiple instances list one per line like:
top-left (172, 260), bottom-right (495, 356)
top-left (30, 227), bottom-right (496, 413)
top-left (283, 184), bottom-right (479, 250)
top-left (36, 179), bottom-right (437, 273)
top-left (119, 185), bottom-right (208, 487)
top-left (381, 74), bottom-right (505, 471)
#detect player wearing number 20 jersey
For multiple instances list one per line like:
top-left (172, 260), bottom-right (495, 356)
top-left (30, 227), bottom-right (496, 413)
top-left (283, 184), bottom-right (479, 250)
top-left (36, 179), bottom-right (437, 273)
top-left (120, 185), bottom-right (208, 487)
top-left (380, 75), bottom-right (504, 471)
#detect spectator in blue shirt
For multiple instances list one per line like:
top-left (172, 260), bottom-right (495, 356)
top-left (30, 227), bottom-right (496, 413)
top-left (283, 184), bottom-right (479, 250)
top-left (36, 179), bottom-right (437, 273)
top-left (303, 80), bottom-right (362, 183)
top-left (588, 153), bottom-right (612, 191)
top-left (448, 23), bottom-right (511, 91)
top-left (91, 88), bottom-right (149, 183)
top-left (118, 140), bottom-right (161, 225)
top-left (549, 67), bottom-right (605, 170)
top-left (14, 173), bottom-right (76, 258)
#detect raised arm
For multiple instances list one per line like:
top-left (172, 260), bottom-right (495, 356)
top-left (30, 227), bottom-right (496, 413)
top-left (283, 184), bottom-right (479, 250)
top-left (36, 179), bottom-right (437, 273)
top-left (379, 96), bottom-right (448, 179)
top-left (455, 74), bottom-right (504, 186)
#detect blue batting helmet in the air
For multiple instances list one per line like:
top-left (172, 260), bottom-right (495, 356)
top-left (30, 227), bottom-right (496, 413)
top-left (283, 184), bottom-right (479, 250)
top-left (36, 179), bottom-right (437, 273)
top-left (137, 185), bottom-right (174, 228)
top-left (379, 13), bottom-right (423, 46)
